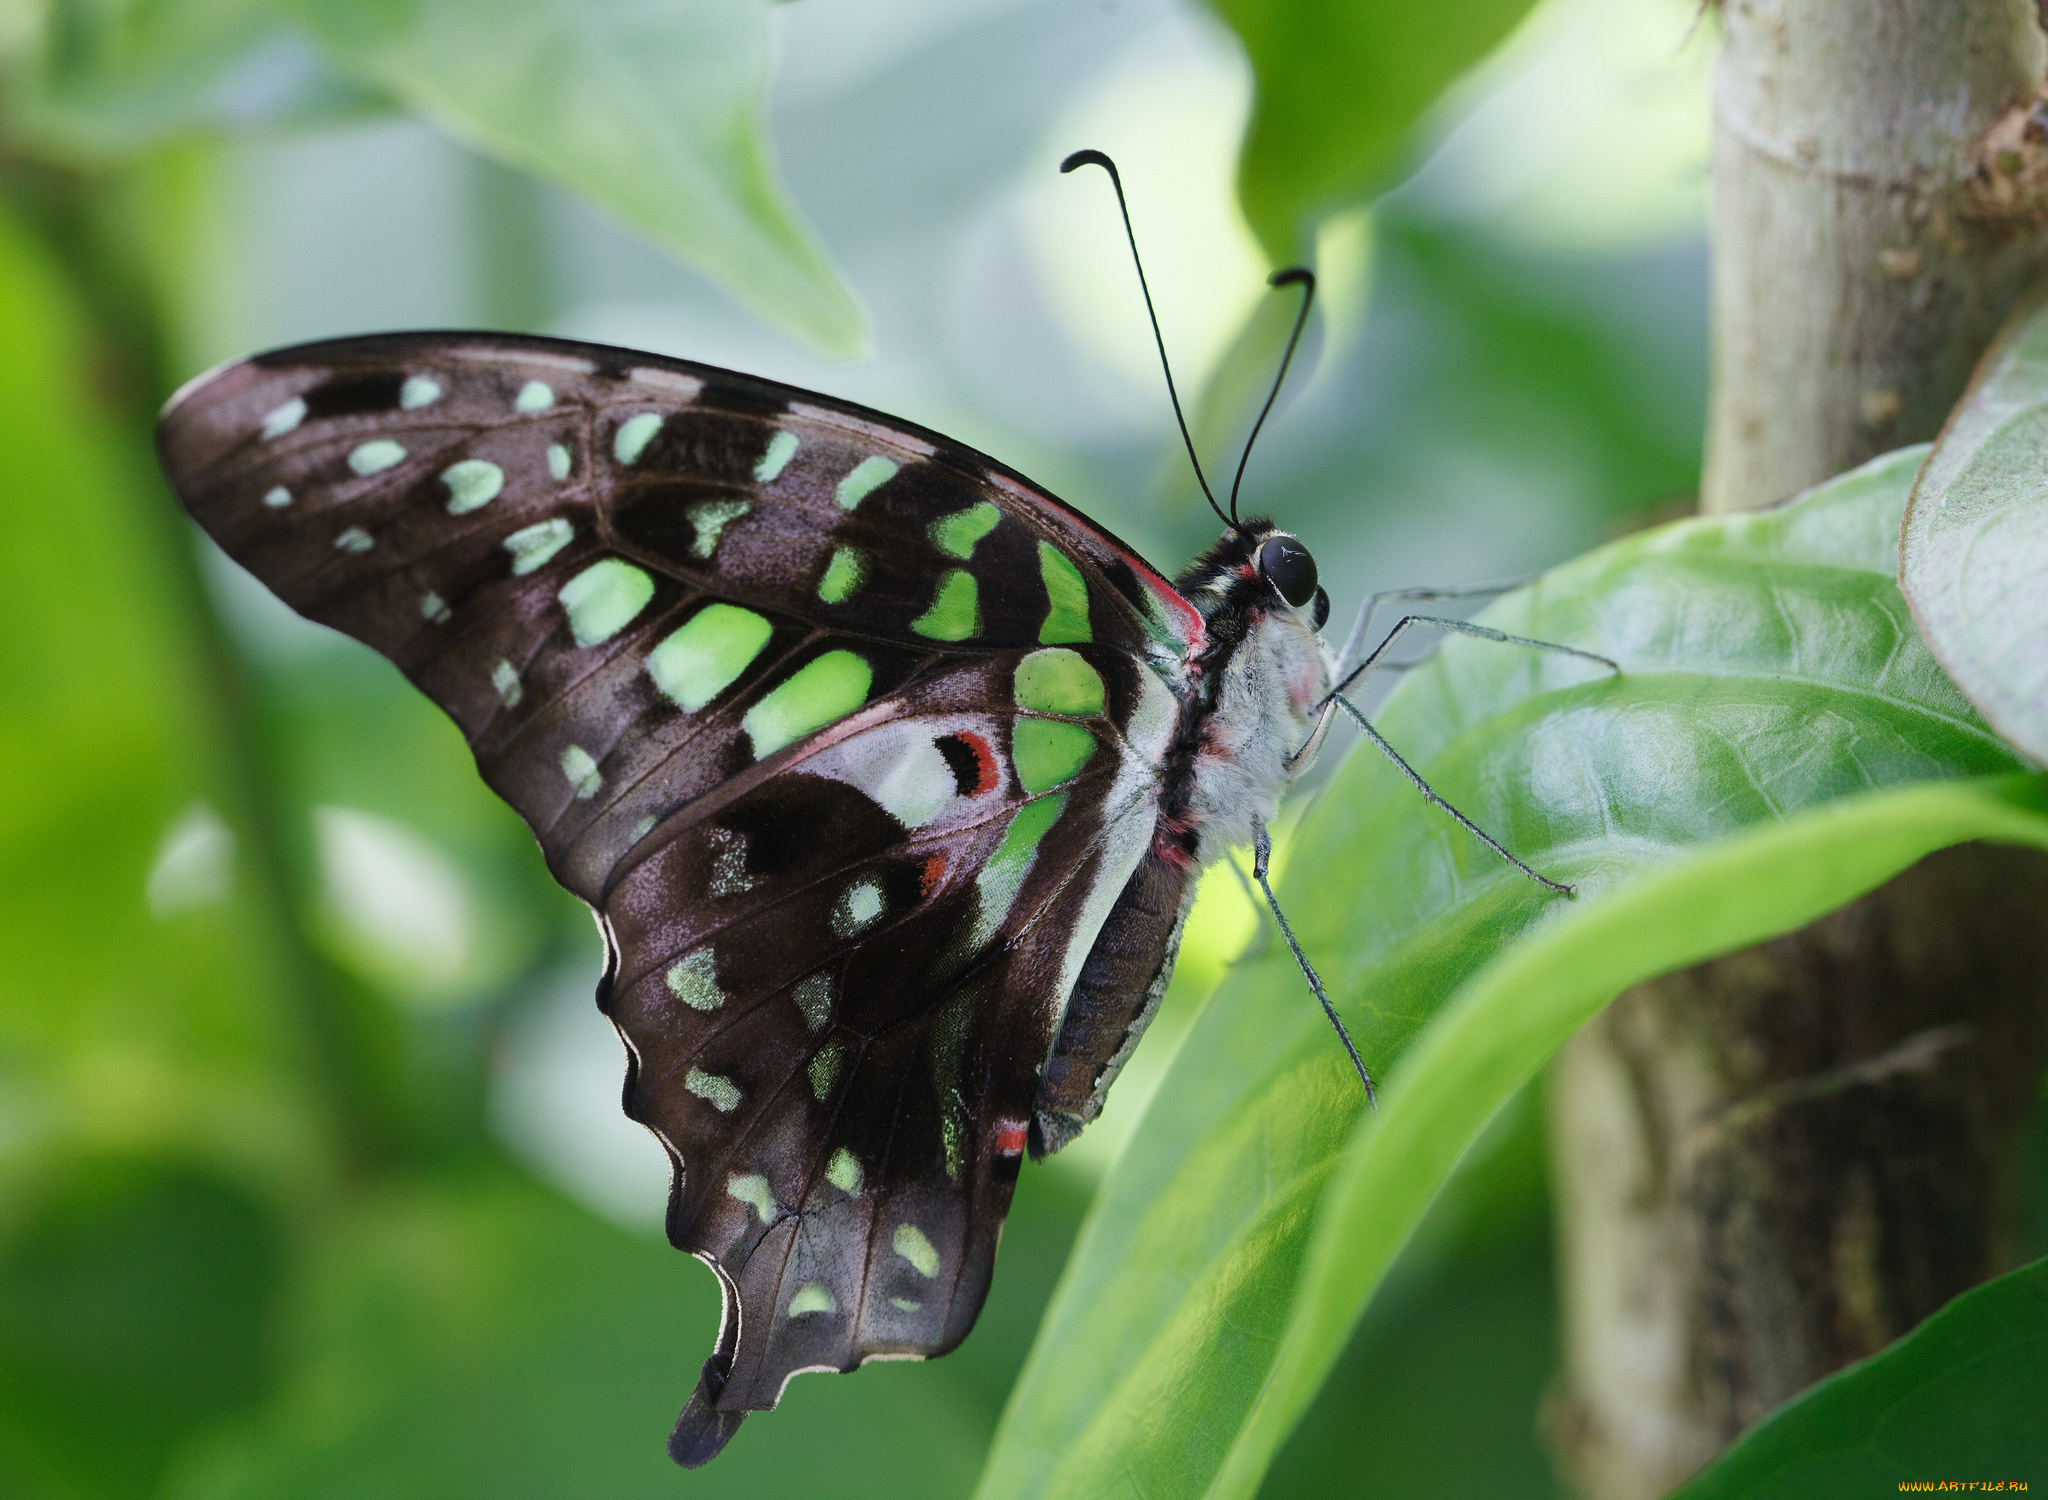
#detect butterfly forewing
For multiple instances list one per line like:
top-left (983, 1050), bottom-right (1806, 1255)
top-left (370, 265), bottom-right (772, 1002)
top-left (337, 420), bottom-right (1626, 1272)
top-left (156, 331), bottom-right (1192, 1452)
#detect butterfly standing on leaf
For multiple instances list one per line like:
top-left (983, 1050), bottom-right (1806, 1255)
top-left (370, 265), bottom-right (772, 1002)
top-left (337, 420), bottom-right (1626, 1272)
top-left (155, 148), bottom-right (1615, 1467)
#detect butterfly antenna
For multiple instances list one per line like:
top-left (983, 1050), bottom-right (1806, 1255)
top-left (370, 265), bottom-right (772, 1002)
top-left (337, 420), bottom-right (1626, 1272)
top-left (1061, 148), bottom-right (1232, 532)
top-left (1228, 268), bottom-right (1315, 525)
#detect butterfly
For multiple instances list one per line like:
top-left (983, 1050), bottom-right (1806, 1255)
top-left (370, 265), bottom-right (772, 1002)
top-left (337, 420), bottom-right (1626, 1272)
top-left (154, 154), bottom-right (1604, 1468)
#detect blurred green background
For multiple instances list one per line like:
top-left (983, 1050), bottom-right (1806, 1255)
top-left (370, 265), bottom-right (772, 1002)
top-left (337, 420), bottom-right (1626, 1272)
top-left (0, 0), bottom-right (1731, 1493)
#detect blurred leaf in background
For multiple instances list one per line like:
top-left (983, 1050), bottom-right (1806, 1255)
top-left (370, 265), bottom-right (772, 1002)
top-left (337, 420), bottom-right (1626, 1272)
top-left (1211, 0), bottom-right (1540, 259)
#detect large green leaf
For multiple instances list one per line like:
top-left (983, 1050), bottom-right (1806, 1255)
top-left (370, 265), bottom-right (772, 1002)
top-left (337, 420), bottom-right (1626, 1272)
top-left (4, 0), bottom-right (386, 158)
top-left (974, 446), bottom-right (2038, 1500)
top-left (289, 0), bottom-right (866, 357)
top-left (1668, 1254), bottom-right (2048, 1497)
top-left (162, 1161), bottom-right (1086, 1500)
top-left (0, 195), bottom-right (315, 1499)
top-left (1904, 280), bottom-right (2048, 764)
top-left (1208, 0), bottom-right (1539, 258)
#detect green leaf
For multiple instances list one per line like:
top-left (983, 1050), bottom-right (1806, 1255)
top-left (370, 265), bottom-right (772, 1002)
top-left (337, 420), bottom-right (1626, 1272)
top-left (1667, 1254), bottom-right (2048, 1496)
top-left (0, 194), bottom-right (318, 1500)
top-left (0, 1153), bottom-right (287, 1499)
top-left (975, 447), bottom-right (2039, 1500)
top-left (1208, 0), bottom-right (1540, 258)
top-left (288, 0), bottom-right (867, 357)
top-left (1903, 280), bottom-right (2048, 764)
top-left (164, 1162), bottom-right (1052, 1499)
top-left (5, 0), bottom-right (387, 158)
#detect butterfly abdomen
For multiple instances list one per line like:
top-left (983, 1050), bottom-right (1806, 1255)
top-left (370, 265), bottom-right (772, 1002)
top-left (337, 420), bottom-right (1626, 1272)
top-left (1030, 850), bottom-right (1194, 1155)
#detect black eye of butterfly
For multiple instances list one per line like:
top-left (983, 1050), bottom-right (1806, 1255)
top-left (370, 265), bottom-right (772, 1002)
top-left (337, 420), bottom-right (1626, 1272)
top-left (1309, 586), bottom-right (1330, 632)
top-left (1257, 533), bottom-right (1319, 608)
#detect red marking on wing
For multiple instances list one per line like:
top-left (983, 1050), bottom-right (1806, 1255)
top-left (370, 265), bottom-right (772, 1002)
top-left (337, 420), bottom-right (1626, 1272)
top-left (1142, 573), bottom-right (1206, 652)
top-left (995, 1119), bottom-right (1028, 1156)
top-left (957, 730), bottom-right (999, 797)
top-left (919, 852), bottom-right (946, 896)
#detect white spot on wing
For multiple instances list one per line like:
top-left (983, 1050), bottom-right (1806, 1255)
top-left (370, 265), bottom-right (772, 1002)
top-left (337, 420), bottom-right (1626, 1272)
top-left (801, 721), bottom-right (961, 830)
top-left (788, 402), bottom-right (936, 458)
top-left (420, 591), bottom-right (451, 624)
top-left (399, 375), bottom-right (442, 409)
top-left (262, 485), bottom-right (291, 508)
top-left (334, 526), bottom-right (373, 553)
top-left (261, 397), bottom-right (306, 439)
top-left (708, 828), bottom-right (753, 898)
top-left (547, 443), bottom-right (570, 481)
top-left (628, 367), bottom-right (704, 400)
top-left (515, 379), bottom-right (554, 413)
top-left (832, 878), bottom-right (885, 938)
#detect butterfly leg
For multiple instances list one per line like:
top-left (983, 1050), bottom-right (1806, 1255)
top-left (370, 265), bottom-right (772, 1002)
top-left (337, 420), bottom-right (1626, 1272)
top-left (1223, 852), bottom-right (1274, 966)
top-left (1330, 612), bottom-right (1619, 703)
top-left (1312, 613), bottom-right (1619, 894)
top-left (1251, 819), bottom-right (1377, 1109)
top-left (1332, 577), bottom-right (1536, 679)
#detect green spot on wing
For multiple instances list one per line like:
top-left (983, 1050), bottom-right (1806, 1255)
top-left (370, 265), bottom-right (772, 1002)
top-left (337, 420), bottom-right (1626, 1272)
top-left (614, 411), bottom-right (662, 464)
top-left (349, 439), bottom-right (406, 476)
top-left (789, 1283), bottom-right (837, 1316)
top-left (932, 501), bottom-right (1001, 559)
top-left (835, 454), bottom-right (898, 509)
top-left (912, 569), bottom-right (980, 640)
top-left (893, 1224), bottom-right (939, 1277)
top-left (557, 558), bottom-right (655, 647)
top-left (1013, 719), bottom-right (1096, 793)
top-left (817, 545), bottom-right (865, 603)
top-left (744, 650), bottom-right (872, 758)
top-left (505, 518), bottom-right (573, 575)
top-left (754, 429), bottom-right (799, 482)
top-left (971, 792), bottom-right (1068, 947)
top-left (809, 1038), bottom-right (848, 1101)
top-left (515, 380), bottom-right (554, 413)
top-left (440, 458), bottom-right (504, 513)
top-left (1038, 543), bottom-right (1092, 643)
top-left (1015, 648), bottom-right (1106, 716)
top-left (793, 973), bottom-right (832, 1030)
top-left (646, 604), bottom-right (773, 712)
top-left (726, 1173), bottom-right (774, 1222)
top-left (546, 443), bottom-right (571, 481)
top-left (560, 745), bottom-right (602, 799)
top-left (826, 1148), bottom-right (863, 1195)
top-left (684, 1067), bottom-right (741, 1112)
top-left (665, 950), bottom-right (723, 1011)
top-left (686, 498), bottom-right (751, 559)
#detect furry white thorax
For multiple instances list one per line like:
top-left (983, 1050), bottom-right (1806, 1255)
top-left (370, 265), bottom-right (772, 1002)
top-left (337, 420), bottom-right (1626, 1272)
top-left (1185, 603), bottom-right (1334, 866)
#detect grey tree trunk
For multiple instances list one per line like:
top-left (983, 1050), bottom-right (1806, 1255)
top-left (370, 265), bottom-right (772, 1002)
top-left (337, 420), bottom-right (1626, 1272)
top-left (1545, 4), bottom-right (2048, 1496)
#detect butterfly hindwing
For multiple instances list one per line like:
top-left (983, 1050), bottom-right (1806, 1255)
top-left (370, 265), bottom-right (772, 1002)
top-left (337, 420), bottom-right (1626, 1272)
top-left (156, 331), bottom-right (1194, 1453)
top-left (600, 683), bottom-right (1165, 1422)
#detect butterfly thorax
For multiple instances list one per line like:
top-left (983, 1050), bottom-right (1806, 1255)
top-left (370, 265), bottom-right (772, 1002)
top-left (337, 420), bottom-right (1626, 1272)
top-left (1025, 523), bottom-right (1331, 1154)
top-left (1159, 521), bottom-right (1334, 868)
